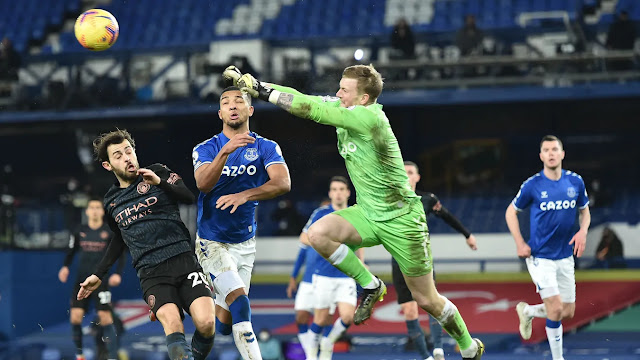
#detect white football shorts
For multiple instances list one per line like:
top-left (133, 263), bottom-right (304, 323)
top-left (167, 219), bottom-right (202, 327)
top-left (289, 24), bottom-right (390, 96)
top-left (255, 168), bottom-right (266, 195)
top-left (294, 281), bottom-right (315, 313)
top-left (525, 255), bottom-right (576, 303)
top-left (312, 274), bottom-right (357, 309)
top-left (195, 236), bottom-right (256, 311)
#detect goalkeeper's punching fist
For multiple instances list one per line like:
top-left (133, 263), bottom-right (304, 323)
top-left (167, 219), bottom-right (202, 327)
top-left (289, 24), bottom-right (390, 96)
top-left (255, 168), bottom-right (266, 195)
top-left (222, 65), bottom-right (277, 103)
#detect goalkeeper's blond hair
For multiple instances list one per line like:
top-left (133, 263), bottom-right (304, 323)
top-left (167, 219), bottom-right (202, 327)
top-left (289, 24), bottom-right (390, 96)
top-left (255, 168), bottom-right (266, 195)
top-left (342, 64), bottom-right (384, 105)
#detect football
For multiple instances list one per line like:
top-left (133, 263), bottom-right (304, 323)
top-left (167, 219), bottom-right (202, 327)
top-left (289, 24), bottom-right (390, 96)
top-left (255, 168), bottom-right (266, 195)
top-left (74, 9), bottom-right (119, 51)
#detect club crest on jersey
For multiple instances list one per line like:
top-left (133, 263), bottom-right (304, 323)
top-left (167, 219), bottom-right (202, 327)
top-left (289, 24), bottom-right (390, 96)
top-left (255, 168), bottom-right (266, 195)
top-left (137, 182), bottom-right (150, 194)
top-left (147, 294), bottom-right (156, 308)
top-left (100, 231), bottom-right (109, 239)
top-left (244, 148), bottom-right (259, 161)
top-left (567, 187), bottom-right (577, 198)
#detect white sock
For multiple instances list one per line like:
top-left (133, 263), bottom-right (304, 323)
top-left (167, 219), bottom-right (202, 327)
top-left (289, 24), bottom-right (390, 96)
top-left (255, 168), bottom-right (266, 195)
top-left (319, 336), bottom-right (334, 360)
top-left (306, 326), bottom-right (322, 360)
top-left (232, 321), bottom-right (263, 360)
top-left (524, 303), bottom-right (547, 318)
top-left (545, 323), bottom-right (563, 360)
top-left (459, 340), bottom-right (478, 358)
top-left (363, 276), bottom-right (380, 289)
top-left (326, 319), bottom-right (348, 343)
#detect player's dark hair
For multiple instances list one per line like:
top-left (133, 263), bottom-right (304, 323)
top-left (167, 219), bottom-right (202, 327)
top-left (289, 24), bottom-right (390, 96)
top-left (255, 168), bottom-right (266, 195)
top-left (220, 86), bottom-right (252, 106)
top-left (88, 195), bottom-right (103, 203)
top-left (93, 128), bottom-right (136, 163)
top-left (329, 176), bottom-right (350, 189)
top-left (342, 64), bottom-right (383, 105)
top-left (404, 160), bottom-right (419, 174)
top-left (540, 135), bottom-right (563, 150)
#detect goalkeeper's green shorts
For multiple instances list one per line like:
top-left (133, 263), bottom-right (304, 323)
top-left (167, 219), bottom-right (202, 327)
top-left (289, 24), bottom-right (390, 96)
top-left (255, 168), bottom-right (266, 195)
top-left (334, 202), bottom-right (432, 277)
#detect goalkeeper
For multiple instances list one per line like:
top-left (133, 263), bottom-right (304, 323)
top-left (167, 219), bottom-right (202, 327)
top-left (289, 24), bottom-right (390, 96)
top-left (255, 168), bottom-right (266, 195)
top-left (224, 64), bottom-right (484, 360)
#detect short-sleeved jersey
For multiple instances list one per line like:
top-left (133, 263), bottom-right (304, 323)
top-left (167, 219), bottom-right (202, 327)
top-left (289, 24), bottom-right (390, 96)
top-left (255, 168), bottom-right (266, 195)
top-left (192, 131), bottom-right (286, 243)
top-left (104, 164), bottom-right (192, 273)
top-left (272, 85), bottom-right (420, 222)
top-left (66, 224), bottom-right (113, 280)
top-left (302, 204), bottom-right (348, 278)
top-left (512, 170), bottom-right (589, 260)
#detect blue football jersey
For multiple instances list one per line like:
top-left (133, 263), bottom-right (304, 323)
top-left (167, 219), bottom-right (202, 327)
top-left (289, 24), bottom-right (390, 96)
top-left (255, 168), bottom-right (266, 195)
top-left (193, 131), bottom-right (286, 243)
top-left (303, 205), bottom-right (348, 278)
top-left (512, 170), bottom-right (589, 260)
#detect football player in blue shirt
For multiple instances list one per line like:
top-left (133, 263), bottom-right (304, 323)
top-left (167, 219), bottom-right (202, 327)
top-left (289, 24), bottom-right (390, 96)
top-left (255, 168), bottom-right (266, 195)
top-left (506, 135), bottom-right (590, 360)
top-left (193, 86), bottom-right (291, 359)
top-left (299, 176), bottom-right (362, 360)
top-left (287, 237), bottom-right (317, 355)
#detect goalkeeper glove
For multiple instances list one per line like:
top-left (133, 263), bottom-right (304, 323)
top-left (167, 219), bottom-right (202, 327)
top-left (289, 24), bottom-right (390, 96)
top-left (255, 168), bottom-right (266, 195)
top-left (238, 73), bottom-right (275, 103)
top-left (222, 65), bottom-right (242, 86)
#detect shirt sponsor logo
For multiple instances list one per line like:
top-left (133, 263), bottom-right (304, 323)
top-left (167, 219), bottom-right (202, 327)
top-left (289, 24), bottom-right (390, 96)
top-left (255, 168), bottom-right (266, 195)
top-left (114, 196), bottom-right (158, 225)
top-left (222, 165), bottom-right (257, 177)
top-left (244, 148), bottom-right (259, 161)
top-left (340, 142), bottom-right (357, 156)
top-left (539, 199), bottom-right (576, 211)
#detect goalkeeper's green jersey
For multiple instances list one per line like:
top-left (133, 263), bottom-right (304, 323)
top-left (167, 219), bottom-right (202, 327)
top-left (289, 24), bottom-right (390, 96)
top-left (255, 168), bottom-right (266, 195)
top-left (271, 85), bottom-right (420, 221)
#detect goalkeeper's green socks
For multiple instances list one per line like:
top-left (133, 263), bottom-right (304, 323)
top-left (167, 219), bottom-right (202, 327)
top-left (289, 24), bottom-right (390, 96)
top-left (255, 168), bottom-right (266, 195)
top-left (327, 244), bottom-right (379, 289)
top-left (436, 296), bottom-right (476, 356)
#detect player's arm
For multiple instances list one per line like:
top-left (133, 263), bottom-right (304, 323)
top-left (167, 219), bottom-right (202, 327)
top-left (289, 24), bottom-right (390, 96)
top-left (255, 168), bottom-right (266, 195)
top-left (79, 217), bottom-right (126, 299)
top-left (59, 230), bottom-right (80, 283)
top-left (505, 204), bottom-right (529, 258)
top-left (144, 164), bottom-right (195, 204)
top-left (108, 246), bottom-right (127, 287)
top-left (432, 202), bottom-right (477, 250)
top-left (216, 163), bottom-right (291, 213)
top-left (570, 205), bottom-right (591, 257)
top-left (237, 74), bottom-right (374, 133)
top-left (94, 217), bottom-right (127, 281)
top-left (194, 133), bottom-right (256, 193)
top-left (287, 237), bottom-right (309, 298)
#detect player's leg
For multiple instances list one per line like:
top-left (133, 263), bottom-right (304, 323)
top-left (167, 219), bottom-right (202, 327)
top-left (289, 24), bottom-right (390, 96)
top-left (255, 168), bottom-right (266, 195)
top-left (319, 278), bottom-right (357, 360)
top-left (94, 282), bottom-right (118, 360)
top-left (141, 267), bottom-right (193, 360)
top-left (308, 307), bottom-right (330, 360)
top-left (307, 208), bottom-right (382, 289)
top-left (524, 256), bottom-right (568, 360)
top-left (187, 296), bottom-right (216, 360)
top-left (293, 281), bottom-right (315, 355)
top-left (429, 269), bottom-right (445, 360)
top-left (393, 257), bottom-right (432, 360)
top-left (307, 206), bottom-right (386, 324)
top-left (70, 283), bottom-right (87, 360)
top-left (384, 205), bottom-right (483, 359)
top-left (198, 237), bottom-right (263, 359)
top-left (70, 306), bottom-right (85, 360)
top-left (177, 259), bottom-right (216, 360)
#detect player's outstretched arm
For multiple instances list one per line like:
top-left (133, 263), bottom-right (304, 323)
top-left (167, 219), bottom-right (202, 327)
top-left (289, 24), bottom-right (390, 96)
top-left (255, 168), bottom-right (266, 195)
top-left (92, 218), bottom-right (127, 281)
top-left (237, 73), bottom-right (373, 133)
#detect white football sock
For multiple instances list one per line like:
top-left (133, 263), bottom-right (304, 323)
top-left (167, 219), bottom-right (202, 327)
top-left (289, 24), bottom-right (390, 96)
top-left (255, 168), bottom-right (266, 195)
top-left (545, 323), bottom-right (563, 360)
top-left (232, 321), bottom-right (262, 360)
top-left (524, 303), bottom-right (547, 318)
